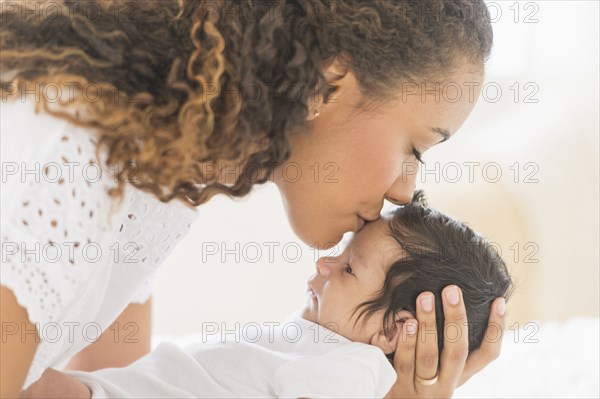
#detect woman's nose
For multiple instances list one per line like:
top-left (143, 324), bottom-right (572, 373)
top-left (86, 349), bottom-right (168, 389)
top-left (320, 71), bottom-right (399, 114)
top-left (385, 161), bottom-right (418, 205)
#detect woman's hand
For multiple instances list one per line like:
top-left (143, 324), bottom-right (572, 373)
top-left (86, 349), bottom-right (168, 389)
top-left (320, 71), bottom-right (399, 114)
top-left (385, 285), bottom-right (506, 398)
top-left (19, 368), bottom-right (91, 399)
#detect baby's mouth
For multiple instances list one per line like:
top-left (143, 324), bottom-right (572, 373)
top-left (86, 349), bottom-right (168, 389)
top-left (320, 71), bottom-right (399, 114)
top-left (307, 286), bottom-right (318, 302)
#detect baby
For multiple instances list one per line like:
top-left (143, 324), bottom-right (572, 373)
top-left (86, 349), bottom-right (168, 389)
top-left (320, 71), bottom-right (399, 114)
top-left (22, 191), bottom-right (514, 398)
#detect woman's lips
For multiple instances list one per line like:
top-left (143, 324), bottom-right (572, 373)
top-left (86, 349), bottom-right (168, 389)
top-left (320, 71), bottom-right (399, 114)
top-left (356, 215), bottom-right (366, 231)
top-left (356, 213), bottom-right (381, 231)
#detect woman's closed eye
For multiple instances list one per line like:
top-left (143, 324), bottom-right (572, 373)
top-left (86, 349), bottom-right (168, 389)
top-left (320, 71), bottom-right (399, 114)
top-left (412, 147), bottom-right (426, 165)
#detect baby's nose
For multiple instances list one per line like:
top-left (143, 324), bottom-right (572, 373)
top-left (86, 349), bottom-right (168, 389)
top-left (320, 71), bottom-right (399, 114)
top-left (315, 257), bottom-right (332, 277)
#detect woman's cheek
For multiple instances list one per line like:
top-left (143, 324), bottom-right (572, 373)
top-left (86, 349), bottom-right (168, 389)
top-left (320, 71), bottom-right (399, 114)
top-left (351, 149), bottom-right (403, 194)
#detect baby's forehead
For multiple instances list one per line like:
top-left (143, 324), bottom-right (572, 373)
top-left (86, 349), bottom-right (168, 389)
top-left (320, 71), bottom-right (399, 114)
top-left (350, 217), bottom-right (403, 267)
top-left (352, 215), bottom-right (393, 243)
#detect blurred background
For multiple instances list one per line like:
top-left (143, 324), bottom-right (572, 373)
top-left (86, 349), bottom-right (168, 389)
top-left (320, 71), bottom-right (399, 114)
top-left (151, 2), bottom-right (599, 395)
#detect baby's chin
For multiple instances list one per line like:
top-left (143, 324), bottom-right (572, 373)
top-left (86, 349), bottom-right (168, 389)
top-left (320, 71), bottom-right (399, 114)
top-left (299, 297), bottom-right (318, 323)
top-left (299, 308), bottom-right (315, 323)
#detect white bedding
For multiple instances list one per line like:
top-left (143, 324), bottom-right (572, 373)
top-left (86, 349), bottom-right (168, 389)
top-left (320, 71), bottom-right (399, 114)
top-left (153, 317), bottom-right (600, 398)
top-left (453, 317), bottom-right (599, 398)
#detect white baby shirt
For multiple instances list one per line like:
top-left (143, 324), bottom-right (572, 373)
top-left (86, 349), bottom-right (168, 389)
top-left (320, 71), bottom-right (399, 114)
top-left (1, 99), bottom-right (199, 388)
top-left (64, 311), bottom-right (398, 398)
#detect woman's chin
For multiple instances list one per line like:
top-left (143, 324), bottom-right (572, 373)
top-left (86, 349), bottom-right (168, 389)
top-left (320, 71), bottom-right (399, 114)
top-left (312, 238), bottom-right (341, 250)
top-left (302, 229), bottom-right (344, 250)
top-left (289, 216), bottom-right (349, 249)
top-left (285, 205), bottom-right (356, 248)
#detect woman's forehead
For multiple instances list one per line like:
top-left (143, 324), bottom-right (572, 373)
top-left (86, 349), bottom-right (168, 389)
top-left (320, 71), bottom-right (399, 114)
top-left (366, 66), bottom-right (485, 133)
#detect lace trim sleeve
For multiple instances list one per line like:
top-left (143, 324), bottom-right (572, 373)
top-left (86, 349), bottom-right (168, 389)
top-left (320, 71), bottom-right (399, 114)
top-left (129, 271), bottom-right (157, 305)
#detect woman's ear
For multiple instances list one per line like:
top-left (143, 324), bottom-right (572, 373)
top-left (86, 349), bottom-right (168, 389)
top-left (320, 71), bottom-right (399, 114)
top-left (322, 53), bottom-right (351, 82)
top-left (369, 310), bottom-right (415, 355)
top-left (307, 53), bottom-right (352, 121)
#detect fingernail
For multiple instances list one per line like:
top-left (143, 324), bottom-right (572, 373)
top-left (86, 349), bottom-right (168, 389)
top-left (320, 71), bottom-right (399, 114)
top-left (420, 294), bottom-right (433, 313)
top-left (445, 286), bottom-right (459, 305)
top-left (406, 321), bottom-right (417, 335)
top-left (497, 298), bottom-right (506, 316)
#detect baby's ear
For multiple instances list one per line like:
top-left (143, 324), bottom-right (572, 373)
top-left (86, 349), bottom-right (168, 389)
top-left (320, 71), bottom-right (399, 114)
top-left (370, 310), bottom-right (415, 355)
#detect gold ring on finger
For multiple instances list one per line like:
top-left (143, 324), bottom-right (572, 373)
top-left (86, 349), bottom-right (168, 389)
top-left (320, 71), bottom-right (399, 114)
top-left (415, 373), bottom-right (438, 386)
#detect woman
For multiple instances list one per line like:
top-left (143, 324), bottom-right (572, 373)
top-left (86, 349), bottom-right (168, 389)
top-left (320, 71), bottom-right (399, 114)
top-left (0, 0), bottom-right (506, 397)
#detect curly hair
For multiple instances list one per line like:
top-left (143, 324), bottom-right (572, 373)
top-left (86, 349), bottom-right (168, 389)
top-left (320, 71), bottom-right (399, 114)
top-left (0, 0), bottom-right (493, 208)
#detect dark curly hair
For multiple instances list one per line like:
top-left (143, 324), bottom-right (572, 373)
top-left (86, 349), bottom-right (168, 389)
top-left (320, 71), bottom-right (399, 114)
top-left (351, 190), bottom-right (514, 363)
top-left (0, 0), bottom-right (493, 208)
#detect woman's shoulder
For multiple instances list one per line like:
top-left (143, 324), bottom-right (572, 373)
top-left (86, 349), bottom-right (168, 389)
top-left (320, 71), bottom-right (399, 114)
top-left (0, 100), bottom-right (113, 186)
top-left (0, 98), bottom-right (199, 275)
top-left (1, 99), bottom-right (77, 151)
top-left (1, 99), bottom-right (198, 221)
top-left (1, 99), bottom-right (118, 227)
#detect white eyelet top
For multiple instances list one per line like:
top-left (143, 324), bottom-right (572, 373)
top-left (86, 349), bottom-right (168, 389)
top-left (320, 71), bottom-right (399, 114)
top-left (0, 100), bottom-right (199, 389)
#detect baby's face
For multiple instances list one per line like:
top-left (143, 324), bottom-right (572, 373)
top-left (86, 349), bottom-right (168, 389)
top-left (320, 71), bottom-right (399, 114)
top-left (301, 216), bottom-right (403, 347)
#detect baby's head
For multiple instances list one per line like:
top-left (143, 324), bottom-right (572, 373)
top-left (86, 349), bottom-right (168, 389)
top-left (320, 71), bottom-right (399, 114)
top-left (301, 191), bottom-right (514, 360)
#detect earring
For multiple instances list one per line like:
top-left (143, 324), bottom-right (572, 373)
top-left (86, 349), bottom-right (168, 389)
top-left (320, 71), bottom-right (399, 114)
top-left (313, 109), bottom-right (320, 118)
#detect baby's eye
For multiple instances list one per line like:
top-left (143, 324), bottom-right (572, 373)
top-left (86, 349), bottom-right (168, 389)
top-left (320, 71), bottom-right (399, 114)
top-left (345, 264), bottom-right (354, 275)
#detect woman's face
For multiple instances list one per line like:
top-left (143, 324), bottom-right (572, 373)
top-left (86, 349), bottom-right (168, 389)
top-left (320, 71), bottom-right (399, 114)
top-left (273, 61), bottom-right (484, 249)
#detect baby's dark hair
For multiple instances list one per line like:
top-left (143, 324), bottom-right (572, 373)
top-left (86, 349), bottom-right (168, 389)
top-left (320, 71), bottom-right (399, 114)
top-left (352, 191), bottom-right (514, 362)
